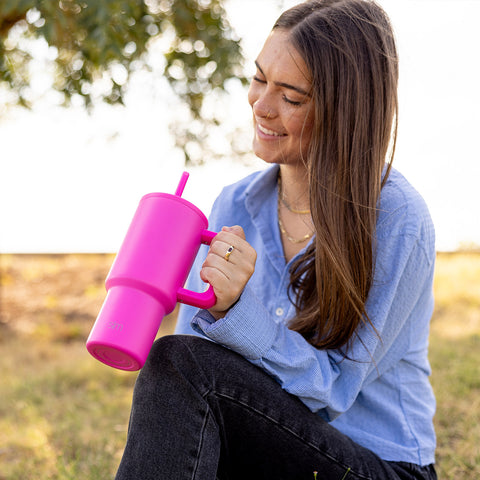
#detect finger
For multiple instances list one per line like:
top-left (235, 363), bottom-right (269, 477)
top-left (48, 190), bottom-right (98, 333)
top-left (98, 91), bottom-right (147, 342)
top-left (201, 261), bottom-right (244, 306)
top-left (209, 240), bottom-right (239, 264)
top-left (208, 225), bottom-right (246, 247)
top-left (210, 230), bottom-right (248, 254)
top-left (221, 225), bottom-right (246, 240)
top-left (200, 264), bottom-right (229, 285)
top-left (202, 250), bottom-right (232, 280)
top-left (211, 232), bottom-right (257, 271)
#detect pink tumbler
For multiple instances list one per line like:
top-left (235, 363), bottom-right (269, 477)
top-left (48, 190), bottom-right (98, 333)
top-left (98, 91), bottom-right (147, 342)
top-left (86, 172), bottom-right (217, 371)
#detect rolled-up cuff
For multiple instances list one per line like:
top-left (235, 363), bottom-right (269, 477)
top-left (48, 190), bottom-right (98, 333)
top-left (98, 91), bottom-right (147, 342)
top-left (191, 285), bottom-right (279, 360)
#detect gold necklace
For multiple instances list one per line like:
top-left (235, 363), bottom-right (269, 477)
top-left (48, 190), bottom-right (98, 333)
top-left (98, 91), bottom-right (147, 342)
top-left (277, 197), bottom-right (314, 244)
top-left (277, 175), bottom-right (311, 215)
top-left (280, 196), bottom-right (311, 215)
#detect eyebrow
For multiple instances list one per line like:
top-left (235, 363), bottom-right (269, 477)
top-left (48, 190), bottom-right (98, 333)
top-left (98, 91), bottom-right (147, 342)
top-left (255, 61), bottom-right (311, 97)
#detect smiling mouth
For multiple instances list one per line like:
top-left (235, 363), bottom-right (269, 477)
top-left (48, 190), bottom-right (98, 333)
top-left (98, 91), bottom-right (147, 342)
top-left (257, 123), bottom-right (286, 137)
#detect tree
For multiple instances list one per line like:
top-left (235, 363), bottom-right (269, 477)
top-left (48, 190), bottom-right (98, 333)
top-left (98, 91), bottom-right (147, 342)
top-left (0, 0), bottom-right (248, 162)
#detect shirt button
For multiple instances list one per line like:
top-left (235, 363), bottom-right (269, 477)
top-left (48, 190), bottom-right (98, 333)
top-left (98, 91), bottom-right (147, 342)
top-left (275, 307), bottom-right (284, 317)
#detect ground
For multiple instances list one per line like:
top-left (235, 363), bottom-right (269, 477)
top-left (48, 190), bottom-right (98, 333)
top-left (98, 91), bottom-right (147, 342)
top-left (0, 252), bottom-right (479, 479)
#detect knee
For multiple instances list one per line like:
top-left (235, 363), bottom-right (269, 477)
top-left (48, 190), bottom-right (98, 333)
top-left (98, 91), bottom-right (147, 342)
top-left (150, 334), bottom-right (183, 354)
top-left (149, 334), bottom-right (205, 356)
top-left (145, 334), bottom-right (184, 366)
top-left (138, 335), bottom-right (215, 396)
top-left (143, 334), bottom-right (211, 373)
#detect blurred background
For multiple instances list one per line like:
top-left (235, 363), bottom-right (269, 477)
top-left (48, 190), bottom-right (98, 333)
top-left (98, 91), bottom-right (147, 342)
top-left (0, 0), bottom-right (479, 253)
top-left (0, 1), bottom-right (479, 479)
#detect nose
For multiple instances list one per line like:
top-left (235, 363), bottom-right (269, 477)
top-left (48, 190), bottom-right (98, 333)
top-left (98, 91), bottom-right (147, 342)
top-left (248, 82), bottom-right (275, 120)
top-left (253, 101), bottom-right (273, 120)
top-left (251, 94), bottom-right (276, 120)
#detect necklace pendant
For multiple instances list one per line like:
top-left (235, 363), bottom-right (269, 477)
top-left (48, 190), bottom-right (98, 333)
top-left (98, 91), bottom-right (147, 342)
top-left (277, 205), bottom-right (314, 244)
top-left (277, 174), bottom-right (311, 215)
top-left (277, 173), bottom-right (314, 244)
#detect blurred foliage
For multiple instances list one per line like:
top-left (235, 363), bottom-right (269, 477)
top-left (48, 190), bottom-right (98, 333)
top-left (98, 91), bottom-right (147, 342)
top-left (0, 0), bottom-right (248, 162)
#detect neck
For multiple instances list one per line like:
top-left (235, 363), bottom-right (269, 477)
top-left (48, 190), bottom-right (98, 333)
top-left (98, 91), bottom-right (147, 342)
top-left (278, 164), bottom-right (310, 211)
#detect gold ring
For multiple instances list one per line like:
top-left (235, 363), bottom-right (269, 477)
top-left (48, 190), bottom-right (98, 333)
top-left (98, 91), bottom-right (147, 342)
top-left (266, 111), bottom-right (272, 119)
top-left (224, 245), bottom-right (234, 262)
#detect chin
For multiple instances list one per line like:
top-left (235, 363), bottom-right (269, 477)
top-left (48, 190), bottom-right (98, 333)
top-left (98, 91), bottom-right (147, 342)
top-left (253, 143), bottom-right (286, 165)
top-left (255, 153), bottom-right (283, 166)
top-left (254, 150), bottom-right (294, 167)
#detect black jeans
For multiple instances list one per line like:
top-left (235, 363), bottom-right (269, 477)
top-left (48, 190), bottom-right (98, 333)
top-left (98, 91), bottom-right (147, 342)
top-left (115, 335), bottom-right (437, 480)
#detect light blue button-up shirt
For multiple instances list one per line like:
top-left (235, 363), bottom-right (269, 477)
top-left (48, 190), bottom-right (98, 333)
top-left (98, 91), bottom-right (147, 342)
top-left (175, 165), bottom-right (436, 466)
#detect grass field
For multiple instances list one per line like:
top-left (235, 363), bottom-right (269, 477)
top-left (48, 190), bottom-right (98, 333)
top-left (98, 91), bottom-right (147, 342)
top-left (0, 252), bottom-right (479, 479)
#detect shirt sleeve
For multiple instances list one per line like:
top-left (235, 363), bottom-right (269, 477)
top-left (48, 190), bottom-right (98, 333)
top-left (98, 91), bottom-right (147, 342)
top-left (192, 215), bottom-right (435, 421)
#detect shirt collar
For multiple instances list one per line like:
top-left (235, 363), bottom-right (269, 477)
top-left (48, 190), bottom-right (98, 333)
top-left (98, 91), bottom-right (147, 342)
top-left (243, 164), bottom-right (312, 273)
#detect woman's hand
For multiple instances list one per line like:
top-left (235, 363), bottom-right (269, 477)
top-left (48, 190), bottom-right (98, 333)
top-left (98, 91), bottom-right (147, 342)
top-left (200, 225), bottom-right (257, 320)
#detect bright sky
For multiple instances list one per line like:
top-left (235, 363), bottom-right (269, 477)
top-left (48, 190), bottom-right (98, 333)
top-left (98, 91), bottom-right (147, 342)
top-left (1, 0), bottom-right (479, 253)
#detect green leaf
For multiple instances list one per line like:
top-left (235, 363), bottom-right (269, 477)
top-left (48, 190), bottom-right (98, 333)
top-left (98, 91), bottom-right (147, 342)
top-left (0, 0), bottom-right (247, 163)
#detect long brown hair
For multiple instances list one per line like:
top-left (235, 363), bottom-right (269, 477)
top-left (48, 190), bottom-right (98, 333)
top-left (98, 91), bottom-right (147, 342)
top-left (274, 0), bottom-right (399, 351)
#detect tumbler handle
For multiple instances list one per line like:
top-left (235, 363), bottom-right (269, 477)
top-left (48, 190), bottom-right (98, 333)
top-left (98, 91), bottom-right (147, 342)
top-left (176, 229), bottom-right (217, 309)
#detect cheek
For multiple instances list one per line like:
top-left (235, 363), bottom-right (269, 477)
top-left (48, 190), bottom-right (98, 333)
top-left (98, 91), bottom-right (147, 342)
top-left (288, 114), bottom-right (313, 142)
top-left (302, 120), bottom-right (314, 145)
top-left (297, 109), bottom-right (315, 143)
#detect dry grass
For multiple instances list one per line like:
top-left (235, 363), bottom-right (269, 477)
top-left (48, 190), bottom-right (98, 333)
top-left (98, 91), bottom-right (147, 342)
top-left (429, 252), bottom-right (480, 479)
top-left (0, 252), bottom-right (479, 479)
top-left (0, 254), bottom-right (177, 480)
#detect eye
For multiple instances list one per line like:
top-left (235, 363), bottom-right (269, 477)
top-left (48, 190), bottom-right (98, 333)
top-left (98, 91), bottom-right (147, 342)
top-left (283, 95), bottom-right (302, 107)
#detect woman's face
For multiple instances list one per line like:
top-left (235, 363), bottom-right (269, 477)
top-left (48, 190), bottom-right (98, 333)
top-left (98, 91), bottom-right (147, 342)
top-left (248, 29), bottom-right (314, 167)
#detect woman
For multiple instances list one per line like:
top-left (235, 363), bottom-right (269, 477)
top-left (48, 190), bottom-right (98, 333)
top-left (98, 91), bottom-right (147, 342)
top-left (115, 1), bottom-right (437, 478)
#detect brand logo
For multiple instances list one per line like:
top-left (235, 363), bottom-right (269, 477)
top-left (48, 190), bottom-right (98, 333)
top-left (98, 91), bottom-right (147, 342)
top-left (107, 321), bottom-right (124, 332)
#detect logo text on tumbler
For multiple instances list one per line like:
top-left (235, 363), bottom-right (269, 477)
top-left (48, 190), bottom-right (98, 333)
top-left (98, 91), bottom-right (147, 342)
top-left (107, 321), bottom-right (124, 331)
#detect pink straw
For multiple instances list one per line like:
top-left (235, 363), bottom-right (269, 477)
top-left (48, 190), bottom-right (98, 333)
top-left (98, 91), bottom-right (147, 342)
top-left (175, 171), bottom-right (189, 197)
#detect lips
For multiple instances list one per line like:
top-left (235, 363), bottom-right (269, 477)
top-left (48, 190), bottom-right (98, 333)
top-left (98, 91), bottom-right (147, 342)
top-left (257, 123), bottom-right (286, 137)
